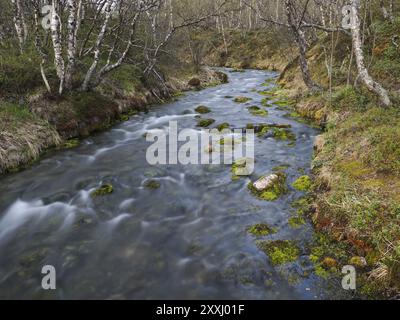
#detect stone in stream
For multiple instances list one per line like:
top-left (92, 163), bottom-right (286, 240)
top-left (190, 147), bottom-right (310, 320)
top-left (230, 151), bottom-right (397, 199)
top-left (247, 106), bottom-right (268, 117)
top-left (248, 172), bottom-right (287, 201)
top-left (195, 105), bottom-right (211, 114)
top-left (196, 118), bottom-right (215, 128)
top-left (233, 96), bottom-right (252, 103)
top-left (90, 184), bottom-right (113, 197)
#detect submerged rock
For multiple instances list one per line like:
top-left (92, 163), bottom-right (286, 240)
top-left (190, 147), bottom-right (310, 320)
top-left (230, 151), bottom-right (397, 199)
top-left (144, 180), bottom-right (161, 189)
top-left (248, 172), bottom-right (287, 201)
top-left (91, 184), bottom-right (113, 197)
top-left (195, 105), bottom-right (211, 114)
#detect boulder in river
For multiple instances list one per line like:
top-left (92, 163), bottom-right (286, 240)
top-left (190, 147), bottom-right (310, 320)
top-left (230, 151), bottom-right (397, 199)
top-left (196, 118), bottom-right (215, 128)
top-left (248, 172), bottom-right (287, 201)
top-left (233, 96), bottom-right (252, 103)
top-left (195, 105), bottom-right (211, 114)
top-left (91, 184), bottom-right (114, 197)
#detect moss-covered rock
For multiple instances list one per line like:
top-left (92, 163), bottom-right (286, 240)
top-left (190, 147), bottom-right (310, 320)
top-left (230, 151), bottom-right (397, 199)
top-left (144, 180), bottom-right (161, 189)
top-left (215, 71), bottom-right (229, 83)
top-left (272, 128), bottom-right (296, 141)
top-left (257, 240), bottom-right (300, 265)
top-left (91, 184), bottom-right (113, 197)
top-left (196, 118), bottom-right (215, 127)
top-left (216, 122), bottom-right (230, 131)
top-left (292, 175), bottom-right (312, 191)
top-left (248, 172), bottom-right (287, 201)
top-left (247, 106), bottom-right (268, 117)
top-left (247, 223), bottom-right (277, 237)
top-left (234, 96), bottom-right (252, 103)
top-left (195, 105), bottom-right (211, 114)
top-left (231, 157), bottom-right (254, 179)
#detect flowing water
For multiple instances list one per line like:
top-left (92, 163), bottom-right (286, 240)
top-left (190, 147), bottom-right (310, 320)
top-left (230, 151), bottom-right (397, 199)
top-left (0, 69), bottom-right (335, 299)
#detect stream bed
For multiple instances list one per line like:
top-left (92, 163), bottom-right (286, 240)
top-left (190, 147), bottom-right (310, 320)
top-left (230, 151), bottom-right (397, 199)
top-left (0, 68), bottom-right (341, 299)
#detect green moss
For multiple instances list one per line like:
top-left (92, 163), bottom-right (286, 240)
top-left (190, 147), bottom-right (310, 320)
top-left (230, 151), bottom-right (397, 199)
top-left (144, 180), bottom-right (161, 189)
top-left (272, 164), bottom-right (290, 172)
top-left (288, 216), bottom-right (306, 229)
top-left (257, 240), bottom-right (300, 265)
top-left (119, 114), bottom-right (130, 121)
top-left (234, 96), bottom-right (252, 103)
top-left (216, 122), bottom-right (230, 131)
top-left (195, 105), bottom-right (211, 114)
top-left (173, 91), bottom-right (185, 98)
top-left (91, 184), bottom-right (113, 197)
top-left (292, 175), bottom-right (312, 191)
top-left (272, 128), bottom-right (296, 141)
top-left (273, 99), bottom-right (296, 107)
top-left (247, 223), bottom-right (277, 237)
top-left (248, 172), bottom-right (287, 201)
top-left (230, 68), bottom-right (245, 73)
top-left (231, 157), bottom-right (253, 179)
top-left (63, 138), bottom-right (80, 149)
top-left (247, 106), bottom-right (268, 117)
top-left (196, 118), bottom-right (215, 127)
top-left (261, 98), bottom-right (270, 106)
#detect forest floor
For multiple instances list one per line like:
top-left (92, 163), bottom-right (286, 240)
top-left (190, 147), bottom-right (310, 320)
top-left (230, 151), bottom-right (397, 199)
top-left (202, 22), bottom-right (400, 298)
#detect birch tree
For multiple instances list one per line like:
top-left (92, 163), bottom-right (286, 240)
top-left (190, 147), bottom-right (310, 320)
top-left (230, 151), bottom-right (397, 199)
top-left (350, 0), bottom-right (391, 106)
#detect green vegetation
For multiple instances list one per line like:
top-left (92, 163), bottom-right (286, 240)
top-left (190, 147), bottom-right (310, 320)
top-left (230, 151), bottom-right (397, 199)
top-left (196, 118), bottom-right (216, 127)
top-left (231, 157), bottom-right (253, 179)
top-left (292, 176), bottom-right (312, 191)
top-left (247, 224), bottom-right (277, 237)
top-left (216, 122), bottom-right (230, 131)
top-left (195, 105), bottom-right (212, 114)
top-left (248, 172), bottom-right (288, 201)
top-left (272, 128), bottom-right (296, 141)
top-left (63, 138), bottom-right (80, 149)
top-left (144, 180), bottom-right (161, 189)
top-left (257, 240), bottom-right (300, 266)
top-left (247, 106), bottom-right (268, 117)
top-left (91, 184), bottom-right (114, 197)
top-left (233, 96), bottom-right (252, 103)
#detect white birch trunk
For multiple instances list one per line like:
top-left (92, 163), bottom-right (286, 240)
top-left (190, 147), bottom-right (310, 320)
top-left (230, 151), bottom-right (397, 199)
top-left (81, 0), bottom-right (113, 91)
top-left (50, 1), bottom-right (65, 95)
top-left (351, 0), bottom-right (391, 106)
top-left (65, 0), bottom-right (79, 90)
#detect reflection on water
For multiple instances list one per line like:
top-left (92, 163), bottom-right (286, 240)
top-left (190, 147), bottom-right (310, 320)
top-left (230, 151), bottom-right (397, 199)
top-left (0, 69), bottom-right (333, 299)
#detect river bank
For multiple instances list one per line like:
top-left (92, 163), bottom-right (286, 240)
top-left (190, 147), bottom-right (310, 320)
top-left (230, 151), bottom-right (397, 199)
top-left (0, 67), bottom-right (228, 175)
top-left (203, 27), bottom-right (400, 297)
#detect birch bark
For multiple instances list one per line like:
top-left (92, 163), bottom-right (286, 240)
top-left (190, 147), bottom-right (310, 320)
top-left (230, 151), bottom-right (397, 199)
top-left (351, 0), bottom-right (391, 106)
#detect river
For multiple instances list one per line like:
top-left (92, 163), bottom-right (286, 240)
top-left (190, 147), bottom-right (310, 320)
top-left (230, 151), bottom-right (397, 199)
top-left (0, 68), bottom-right (336, 299)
